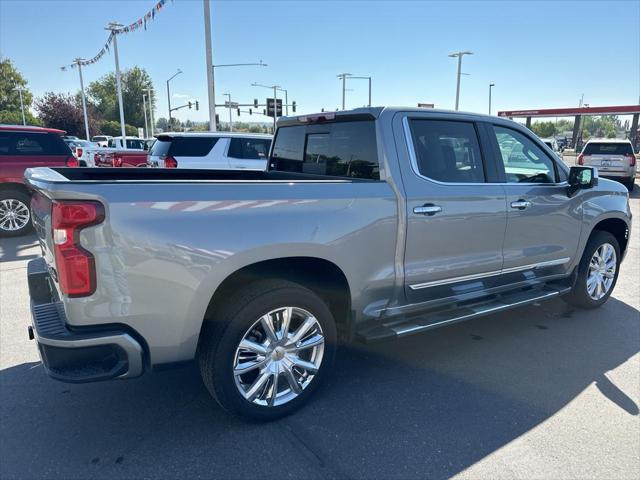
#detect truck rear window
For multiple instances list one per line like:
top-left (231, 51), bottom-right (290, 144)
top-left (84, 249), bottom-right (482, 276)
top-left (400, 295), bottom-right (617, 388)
top-left (583, 142), bottom-right (634, 155)
top-left (270, 121), bottom-right (380, 180)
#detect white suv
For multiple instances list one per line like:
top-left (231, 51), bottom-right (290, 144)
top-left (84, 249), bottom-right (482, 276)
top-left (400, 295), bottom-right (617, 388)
top-left (578, 138), bottom-right (637, 191)
top-left (147, 132), bottom-right (272, 170)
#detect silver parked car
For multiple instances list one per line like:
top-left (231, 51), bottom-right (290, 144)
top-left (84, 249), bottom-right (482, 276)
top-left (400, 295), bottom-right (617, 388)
top-left (578, 138), bottom-right (637, 191)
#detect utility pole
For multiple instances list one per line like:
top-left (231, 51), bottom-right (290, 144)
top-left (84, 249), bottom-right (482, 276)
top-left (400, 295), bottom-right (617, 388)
top-left (167, 69), bottom-right (182, 126)
top-left (15, 87), bottom-right (26, 125)
top-left (142, 93), bottom-right (149, 138)
top-left (337, 73), bottom-right (351, 110)
top-left (146, 88), bottom-right (155, 136)
top-left (106, 22), bottom-right (127, 141)
top-left (203, 0), bottom-right (217, 131)
top-left (75, 59), bottom-right (91, 140)
top-left (277, 87), bottom-right (288, 115)
top-left (224, 93), bottom-right (233, 132)
top-left (350, 76), bottom-right (372, 107)
top-left (488, 83), bottom-right (495, 115)
top-left (448, 51), bottom-right (473, 110)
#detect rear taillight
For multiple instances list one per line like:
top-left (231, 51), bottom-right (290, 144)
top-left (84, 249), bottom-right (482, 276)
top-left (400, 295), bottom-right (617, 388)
top-left (76, 147), bottom-right (83, 158)
top-left (577, 154), bottom-right (584, 165)
top-left (626, 153), bottom-right (636, 167)
top-left (52, 201), bottom-right (104, 297)
top-left (112, 154), bottom-right (123, 167)
top-left (66, 156), bottom-right (79, 167)
top-left (164, 156), bottom-right (178, 168)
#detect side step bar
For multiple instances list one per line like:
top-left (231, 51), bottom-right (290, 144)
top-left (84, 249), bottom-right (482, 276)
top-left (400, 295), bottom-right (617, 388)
top-left (358, 285), bottom-right (570, 343)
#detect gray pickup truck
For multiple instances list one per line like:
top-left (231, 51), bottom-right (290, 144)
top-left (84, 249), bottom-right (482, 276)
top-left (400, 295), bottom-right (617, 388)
top-left (25, 107), bottom-right (631, 420)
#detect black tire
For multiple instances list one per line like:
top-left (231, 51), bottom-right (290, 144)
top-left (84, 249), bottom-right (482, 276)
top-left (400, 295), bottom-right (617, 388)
top-left (0, 189), bottom-right (33, 237)
top-left (198, 279), bottom-right (337, 420)
top-left (563, 230), bottom-right (620, 309)
top-left (625, 178), bottom-right (635, 192)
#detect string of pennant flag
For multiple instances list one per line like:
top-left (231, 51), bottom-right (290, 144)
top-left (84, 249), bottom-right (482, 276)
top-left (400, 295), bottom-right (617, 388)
top-left (60, 0), bottom-right (173, 71)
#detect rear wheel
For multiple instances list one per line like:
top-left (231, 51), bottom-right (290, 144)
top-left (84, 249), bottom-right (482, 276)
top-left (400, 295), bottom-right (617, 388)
top-left (198, 280), bottom-right (337, 420)
top-left (624, 178), bottom-right (635, 191)
top-left (0, 190), bottom-right (32, 237)
top-left (563, 231), bottom-right (620, 309)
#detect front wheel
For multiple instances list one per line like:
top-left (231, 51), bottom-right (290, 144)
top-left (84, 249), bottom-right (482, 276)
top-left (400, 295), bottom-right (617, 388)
top-left (563, 231), bottom-right (620, 309)
top-left (198, 280), bottom-right (337, 420)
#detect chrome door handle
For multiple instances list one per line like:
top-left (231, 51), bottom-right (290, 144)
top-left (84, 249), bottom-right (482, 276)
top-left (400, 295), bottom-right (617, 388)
top-left (413, 205), bottom-right (442, 216)
top-left (510, 200), bottom-right (532, 210)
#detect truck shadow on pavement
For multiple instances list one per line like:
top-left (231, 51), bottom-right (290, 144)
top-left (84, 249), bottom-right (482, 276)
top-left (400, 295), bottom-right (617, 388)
top-left (0, 234), bottom-right (39, 264)
top-left (1, 298), bottom-right (638, 479)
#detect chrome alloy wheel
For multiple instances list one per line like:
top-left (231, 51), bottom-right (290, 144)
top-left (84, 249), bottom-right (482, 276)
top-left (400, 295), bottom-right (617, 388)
top-left (0, 198), bottom-right (30, 232)
top-left (233, 307), bottom-right (325, 407)
top-left (587, 243), bottom-right (617, 300)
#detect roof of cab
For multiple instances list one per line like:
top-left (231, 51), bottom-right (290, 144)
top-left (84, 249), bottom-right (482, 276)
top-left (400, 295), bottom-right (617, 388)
top-left (0, 124), bottom-right (66, 134)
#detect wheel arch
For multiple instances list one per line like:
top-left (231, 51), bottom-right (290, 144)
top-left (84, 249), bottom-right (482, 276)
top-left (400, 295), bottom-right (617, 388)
top-left (200, 256), bottom-right (353, 343)
top-left (0, 182), bottom-right (31, 197)
top-left (590, 217), bottom-right (630, 257)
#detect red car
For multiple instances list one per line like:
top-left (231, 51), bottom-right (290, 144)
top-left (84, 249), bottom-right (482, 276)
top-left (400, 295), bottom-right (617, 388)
top-left (0, 125), bottom-right (77, 236)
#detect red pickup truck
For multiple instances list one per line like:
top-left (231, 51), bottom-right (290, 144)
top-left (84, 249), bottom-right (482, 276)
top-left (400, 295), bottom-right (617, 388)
top-left (99, 150), bottom-right (149, 168)
top-left (0, 125), bottom-right (77, 236)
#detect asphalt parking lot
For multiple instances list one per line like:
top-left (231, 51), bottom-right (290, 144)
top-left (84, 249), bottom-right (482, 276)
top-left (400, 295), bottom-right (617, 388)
top-left (1, 189), bottom-right (638, 480)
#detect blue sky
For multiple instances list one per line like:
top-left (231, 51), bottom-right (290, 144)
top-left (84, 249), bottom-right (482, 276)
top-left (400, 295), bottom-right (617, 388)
top-left (1, 0), bottom-right (638, 125)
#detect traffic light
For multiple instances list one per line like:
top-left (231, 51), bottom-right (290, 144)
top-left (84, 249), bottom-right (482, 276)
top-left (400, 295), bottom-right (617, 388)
top-left (292, 101), bottom-right (296, 113)
top-left (195, 100), bottom-right (199, 111)
top-left (254, 98), bottom-right (259, 108)
top-left (249, 108), bottom-right (252, 115)
top-left (237, 108), bottom-right (241, 116)
top-left (188, 101), bottom-right (192, 109)
top-left (263, 109), bottom-right (266, 115)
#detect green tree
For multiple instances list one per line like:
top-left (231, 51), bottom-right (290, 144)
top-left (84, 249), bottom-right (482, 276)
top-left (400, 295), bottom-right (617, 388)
top-left (531, 121), bottom-right (556, 138)
top-left (100, 120), bottom-right (138, 137)
top-left (87, 67), bottom-right (155, 129)
top-left (0, 57), bottom-right (38, 124)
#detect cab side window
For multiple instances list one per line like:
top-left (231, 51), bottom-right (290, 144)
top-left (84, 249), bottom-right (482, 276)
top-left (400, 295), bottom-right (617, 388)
top-left (492, 126), bottom-right (558, 183)
top-left (408, 119), bottom-right (485, 183)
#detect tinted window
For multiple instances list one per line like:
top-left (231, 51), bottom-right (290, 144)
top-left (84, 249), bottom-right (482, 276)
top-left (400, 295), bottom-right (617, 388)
top-left (169, 137), bottom-right (219, 157)
top-left (271, 121), bottom-right (379, 180)
top-left (149, 139), bottom-right (170, 157)
top-left (0, 132), bottom-right (70, 156)
top-left (583, 142), bottom-right (633, 155)
top-left (228, 138), bottom-right (271, 159)
top-left (409, 120), bottom-right (485, 183)
top-left (493, 126), bottom-right (557, 183)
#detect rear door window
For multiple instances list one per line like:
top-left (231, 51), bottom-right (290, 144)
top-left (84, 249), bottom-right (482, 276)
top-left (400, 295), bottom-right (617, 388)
top-left (271, 121), bottom-right (379, 180)
top-left (583, 142), bottom-right (633, 155)
top-left (228, 138), bottom-right (271, 159)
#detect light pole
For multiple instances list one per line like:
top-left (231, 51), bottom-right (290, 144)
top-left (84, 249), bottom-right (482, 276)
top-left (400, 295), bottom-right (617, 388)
top-left (276, 87), bottom-right (288, 115)
top-left (252, 82), bottom-right (280, 132)
top-left (224, 93), bottom-right (233, 132)
top-left (70, 58), bottom-right (91, 140)
top-left (350, 76), bottom-right (372, 107)
top-left (167, 69), bottom-right (182, 127)
top-left (448, 51), bottom-right (473, 110)
top-left (203, 0), bottom-right (216, 131)
top-left (146, 88), bottom-right (155, 136)
top-left (15, 87), bottom-right (26, 125)
top-left (106, 22), bottom-right (127, 141)
top-left (337, 73), bottom-right (351, 110)
top-left (142, 93), bottom-right (149, 138)
top-left (488, 83), bottom-right (495, 115)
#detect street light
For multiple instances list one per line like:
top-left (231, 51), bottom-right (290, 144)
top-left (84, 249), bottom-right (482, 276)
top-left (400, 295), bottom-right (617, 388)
top-left (14, 86), bottom-right (26, 126)
top-left (105, 22), bottom-right (127, 140)
top-left (489, 83), bottom-right (495, 115)
top-left (337, 73), bottom-right (351, 110)
top-left (213, 60), bottom-right (267, 69)
top-left (448, 51), bottom-right (473, 110)
top-left (252, 82), bottom-right (281, 132)
top-left (146, 88), bottom-right (155, 136)
top-left (142, 93), bottom-right (149, 138)
top-left (167, 69), bottom-right (182, 126)
top-left (349, 76), bottom-right (372, 107)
